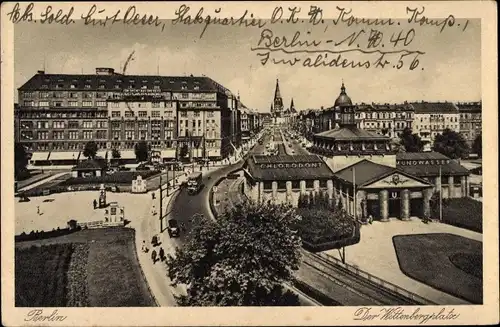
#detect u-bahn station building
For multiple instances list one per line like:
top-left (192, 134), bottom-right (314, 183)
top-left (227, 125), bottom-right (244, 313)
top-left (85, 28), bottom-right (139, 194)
top-left (243, 84), bottom-right (471, 221)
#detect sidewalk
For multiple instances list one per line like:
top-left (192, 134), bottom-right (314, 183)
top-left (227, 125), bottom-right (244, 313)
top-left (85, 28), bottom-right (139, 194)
top-left (131, 163), bottom-right (227, 306)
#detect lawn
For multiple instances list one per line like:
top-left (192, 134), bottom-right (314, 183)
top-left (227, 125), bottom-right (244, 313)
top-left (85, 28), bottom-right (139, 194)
top-left (15, 228), bottom-right (156, 307)
top-left (393, 233), bottom-right (482, 304)
top-left (441, 198), bottom-right (482, 233)
top-left (16, 243), bottom-right (73, 307)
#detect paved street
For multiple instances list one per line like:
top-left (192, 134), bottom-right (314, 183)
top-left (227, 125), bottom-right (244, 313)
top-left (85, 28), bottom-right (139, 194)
top-left (169, 134), bottom-right (270, 248)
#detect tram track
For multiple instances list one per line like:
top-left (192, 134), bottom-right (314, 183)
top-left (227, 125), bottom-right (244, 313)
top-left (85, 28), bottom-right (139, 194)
top-left (302, 250), bottom-right (422, 305)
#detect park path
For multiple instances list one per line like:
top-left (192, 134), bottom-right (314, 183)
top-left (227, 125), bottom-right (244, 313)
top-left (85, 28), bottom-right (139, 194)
top-left (17, 172), bottom-right (68, 192)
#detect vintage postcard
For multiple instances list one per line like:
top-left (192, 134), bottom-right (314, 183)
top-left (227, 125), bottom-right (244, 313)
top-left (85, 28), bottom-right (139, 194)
top-left (1, 1), bottom-right (498, 326)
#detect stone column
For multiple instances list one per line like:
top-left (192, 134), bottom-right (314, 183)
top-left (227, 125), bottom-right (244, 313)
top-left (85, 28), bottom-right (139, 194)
top-left (339, 183), bottom-right (345, 211)
top-left (379, 190), bottom-right (389, 222)
top-left (327, 180), bottom-right (334, 205)
top-left (461, 176), bottom-right (467, 198)
top-left (271, 181), bottom-right (278, 201)
top-left (423, 188), bottom-right (432, 219)
top-left (356, 190), bottom-right (366, 220)
top-left (258, 182), bottom-right (264, 203)
top-left (313, 180), bottom-right (320, 194)
top-left (401, 189), bottom-right (410, 221)
top-left (286, 181), bottom-right (293, 205)
top-left (300, 180), bottom-right (306, 195)
top-left (435, 174), bottom-right (442, 194)
top-left (448, 175), bottom-right (454, 198)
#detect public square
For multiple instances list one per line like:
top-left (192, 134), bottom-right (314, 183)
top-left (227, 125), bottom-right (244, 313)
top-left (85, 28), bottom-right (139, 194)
top-left (325, 218), bottom-right (482, 304)
top-left (15, 190), bottom-right (152, 235)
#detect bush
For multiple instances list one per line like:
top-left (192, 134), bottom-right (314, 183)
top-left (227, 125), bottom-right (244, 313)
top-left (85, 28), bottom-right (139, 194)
top-left (296, 208), bottom-right (355, 245)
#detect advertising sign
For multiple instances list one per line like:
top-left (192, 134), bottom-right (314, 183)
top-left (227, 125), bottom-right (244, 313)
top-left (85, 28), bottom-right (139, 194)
top-left (259, 162), bottom-right (321, 169)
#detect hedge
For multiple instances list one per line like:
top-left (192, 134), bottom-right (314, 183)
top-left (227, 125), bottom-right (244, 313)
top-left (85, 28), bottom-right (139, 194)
top-left (60, 171), bottom-right (159, 186)
top-left (15, 227), bottom-right (82, 243)
top-left (301, 223), bottom-right (360, 253)
top-left (441, 198), bottom-right (482, 233)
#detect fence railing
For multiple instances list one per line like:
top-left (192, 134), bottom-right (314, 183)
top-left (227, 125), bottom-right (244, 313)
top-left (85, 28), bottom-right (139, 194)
top-left (313, 251), bottom-right (437, 305)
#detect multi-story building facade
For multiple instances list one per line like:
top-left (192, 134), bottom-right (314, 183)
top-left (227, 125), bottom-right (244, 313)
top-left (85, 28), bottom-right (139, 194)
top-left (15, 68), bottom-right (240, 165)
top-left (456, 102), bottom-right (482, 147)
top-left (411, 102), bottom-right (460, 150)
top-left (356, 103), bottom-right (414, 138)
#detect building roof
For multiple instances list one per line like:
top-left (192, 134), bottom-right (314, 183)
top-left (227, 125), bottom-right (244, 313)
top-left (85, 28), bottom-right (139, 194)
top-left (18, 71), bottom-right (224, 93)
top-left (456, 102), bottom-right (482, 113)
top-left (396, 151), bottom-right (449, 161)
top-left (410, 101), bottom-right (459, 114)
top-left (334, 159), bottom-right (432, 187)
top-left (334, 160), bottom-right (396, 186)
top-left (334, 83), bottom-right (353, 107)
top-left (245, 155), bottom-right (335, 181)
top-left (396, 152), bottom-right (470, 176)
top-left (72, 159), bottom-right (105, 171)
top-left (315, 126), bottom-right (390, 140)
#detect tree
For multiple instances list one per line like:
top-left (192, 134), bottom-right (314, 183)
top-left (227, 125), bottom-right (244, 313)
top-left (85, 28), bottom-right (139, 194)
top-left (111, 148), bottom-right (121, 160)
top-left (433, 129), bottom-right (470, 159)
top-left (399, 127), bottom-right (424, 152)
top-left (134, 141), bottom-right (149, 162)
top-left (83, 141), bottom-right (98, 160)
top-left (472, 133), bottom-right (482, 158)
top-left (178, 143), bottom-right (189, 159)
top-left (15, 142), bottom-right (29, 178)
top-left (166, 201), bottom-right (302, 306)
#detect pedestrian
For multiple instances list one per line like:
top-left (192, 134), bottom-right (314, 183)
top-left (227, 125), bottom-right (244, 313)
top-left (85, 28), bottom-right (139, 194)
top-left (151, 250), bottom-right (157, 263)
top-left (152, 192), bottom-right (155, 200)
top-left (159, 247), bottom-right (165, 261)
top-left (368, 215), bottom-right (373, 224)
top-left (151, 205), bottom-right (156, 216)
top-left (37, 205), bottom-right (40, 215)
top-left (141, 240), bottom-right (146, 252)
top-left (93, 199), bottom-right (97, 209)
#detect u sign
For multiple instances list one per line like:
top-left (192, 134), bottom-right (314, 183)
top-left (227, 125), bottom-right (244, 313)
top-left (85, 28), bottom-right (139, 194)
top-left (391, 192), bottom-right (399, 199)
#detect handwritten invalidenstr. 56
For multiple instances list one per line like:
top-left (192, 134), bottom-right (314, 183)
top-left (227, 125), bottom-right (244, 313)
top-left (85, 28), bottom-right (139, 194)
top-left (5, 3), bottom-right (471, 71)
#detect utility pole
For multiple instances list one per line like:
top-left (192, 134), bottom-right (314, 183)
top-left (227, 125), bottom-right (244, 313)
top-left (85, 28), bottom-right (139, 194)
top-left (439, 165), bottom-right (443, 222)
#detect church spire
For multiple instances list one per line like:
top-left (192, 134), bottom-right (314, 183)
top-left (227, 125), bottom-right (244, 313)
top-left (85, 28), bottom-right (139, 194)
top-left (290, 98), bottom-right (295, 112)
top-left (274, 78), bottom-right (281, 99)
top-left (273, 78), bottom-right (283, 117)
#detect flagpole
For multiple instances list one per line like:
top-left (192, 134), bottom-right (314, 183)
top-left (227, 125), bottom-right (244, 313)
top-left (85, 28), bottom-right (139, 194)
top-left (439, 165), bottom-right (442, 222)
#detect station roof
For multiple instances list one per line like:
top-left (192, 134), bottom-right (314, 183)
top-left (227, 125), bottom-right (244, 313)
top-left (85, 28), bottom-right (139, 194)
top-left (245, 155), bottom-right (335, 181)
top-left (334, 160), bottom-right (433, 188)
top-left (396, 152), bottom-right (470, 177)
top-left (315, 126), bottom-right (389, 141)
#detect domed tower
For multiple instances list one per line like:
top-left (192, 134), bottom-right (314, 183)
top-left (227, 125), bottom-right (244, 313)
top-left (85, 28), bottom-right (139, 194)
top-left (334, 82), bottom-right (356, 128)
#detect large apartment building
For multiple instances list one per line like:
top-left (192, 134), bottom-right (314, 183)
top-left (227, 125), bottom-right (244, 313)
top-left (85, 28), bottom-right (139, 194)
top-left (15, 68), bottom-right (242, 165)
top-left (411, 101), bottom-right (460, 149)
top-left (297, 102), bottom-right (414, 139)
top-left (456, 102), bottom-right (482, 147)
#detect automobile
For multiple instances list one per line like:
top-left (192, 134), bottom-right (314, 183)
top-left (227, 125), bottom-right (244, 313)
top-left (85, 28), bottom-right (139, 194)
top-left (167, 219), bottom-right (180, 238)
top-left (151, 235), bottom-right (159, 246)
top-left (291, 149), bottom-right (296, 154)
top-left (258, 139), bottom-right (263, 144)
top-left (288, 143), bottom-right (292, 147)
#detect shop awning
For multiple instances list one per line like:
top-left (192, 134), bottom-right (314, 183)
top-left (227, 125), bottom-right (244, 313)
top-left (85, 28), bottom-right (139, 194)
top-left (49, 151), bottom-right (80, 160)
top-left (161, 149), bottom-right (176, 158)
top-left (120, 150), bottom-right (136, 159)
top-left (30, 152), bottom-right (50, 161)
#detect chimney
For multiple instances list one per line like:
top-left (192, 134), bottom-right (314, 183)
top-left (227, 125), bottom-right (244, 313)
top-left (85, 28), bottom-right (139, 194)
top-left (37, 70), bottom-right (45, 75)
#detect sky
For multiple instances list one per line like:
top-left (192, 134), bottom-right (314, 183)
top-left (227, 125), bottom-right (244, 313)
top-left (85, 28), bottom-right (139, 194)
top-left (14, 16), bottom-right (481, 112)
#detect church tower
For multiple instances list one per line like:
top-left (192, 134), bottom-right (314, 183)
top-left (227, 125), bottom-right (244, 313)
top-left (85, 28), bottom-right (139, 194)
top-left (290, 98), bottom-right (296, 113)
top-left (273, 79), bottom-right (284, 117)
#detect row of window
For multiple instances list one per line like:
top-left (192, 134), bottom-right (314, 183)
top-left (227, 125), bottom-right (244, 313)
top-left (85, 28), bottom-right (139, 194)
top-left (24, 121), bottom-right (109, 129)
top-left (24, 101), bottom-right (107, 107)
top-left (17, 111), bottom-right (108, 119)
top-left (262, 180), bottom-right (329, 190)
top-left (110, 120), bottom-right (175, 129)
